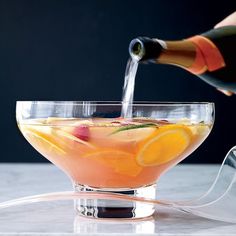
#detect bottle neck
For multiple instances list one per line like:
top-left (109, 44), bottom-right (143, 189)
top-left (157, 40), bottom-right (197, 68)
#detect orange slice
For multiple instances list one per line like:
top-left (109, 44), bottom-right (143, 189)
top-left (137, 125), bottom-right (192, 166)
top-left (21, 125), bottom-right (66, 155)
top-left (82, 150), bottom-right (142, 176)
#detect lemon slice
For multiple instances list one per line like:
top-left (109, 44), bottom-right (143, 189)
top-left (55, 129), bottom-right (95, 149)
top-left (137, 125), bottom-right (192, 166)
top-left (83, 150), bottom-right (142, 176)
top-left (23, 126), bottom-right (66, 155)
top-left (110, 126), bottom-right (157, 142)
top-left (188, 124), bottom-right (210, 136)
top-left (46, 117), bottom-right (80, 122)
top-left (45, 117), bottom-right (93, 127)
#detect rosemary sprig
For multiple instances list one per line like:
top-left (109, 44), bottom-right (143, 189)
top-left (110, 123), bottom-right (158, 135)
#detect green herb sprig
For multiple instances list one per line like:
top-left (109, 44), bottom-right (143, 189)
top-left (110, 123), bottom-right (158, 135)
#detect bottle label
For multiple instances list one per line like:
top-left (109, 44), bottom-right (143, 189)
top-left (187, 35), bottom-right (226, 75)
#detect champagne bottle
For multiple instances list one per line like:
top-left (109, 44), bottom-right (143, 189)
top-left (129, 26), bottom-right (236, 93)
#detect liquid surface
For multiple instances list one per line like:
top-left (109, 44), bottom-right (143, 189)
top-left (19, 117), bottom-right (211, 188)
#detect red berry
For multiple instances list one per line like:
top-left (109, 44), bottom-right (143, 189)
top-left (73, 125), bottom-right (90, 141)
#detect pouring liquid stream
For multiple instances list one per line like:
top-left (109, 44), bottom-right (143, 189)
top-left (121, 58), bottom-right (138, 118)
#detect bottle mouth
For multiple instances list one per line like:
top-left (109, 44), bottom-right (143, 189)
top-left (129, 38), bottom-right (145, 61)
top-left (129, 37), bottom-right (163, 62)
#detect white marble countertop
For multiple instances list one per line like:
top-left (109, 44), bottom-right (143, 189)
top-left (0, 163), bottom-right (235, 235)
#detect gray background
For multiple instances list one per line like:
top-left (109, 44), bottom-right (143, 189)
top-left (0, 0), bottom-right (235, 163)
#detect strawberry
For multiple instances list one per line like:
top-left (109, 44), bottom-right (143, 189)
top-left (73, 125), bottom-right (90, 141)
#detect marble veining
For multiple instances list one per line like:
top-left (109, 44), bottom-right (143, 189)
top-left (0, 164), bottom-right (235, 235)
